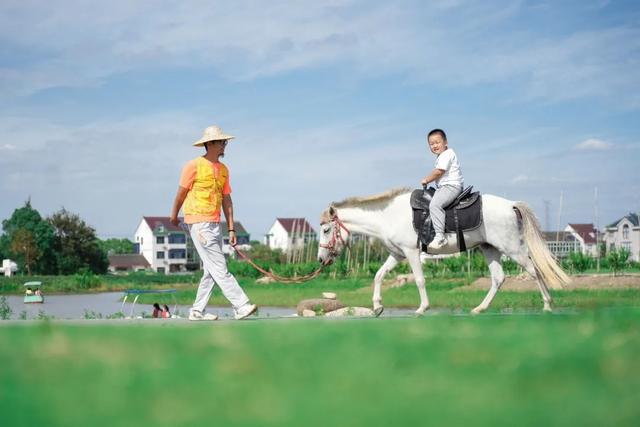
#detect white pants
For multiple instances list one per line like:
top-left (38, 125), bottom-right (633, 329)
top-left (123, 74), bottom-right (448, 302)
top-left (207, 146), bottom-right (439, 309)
top-left (189, 222), bottom-right (250, 312)
top-left (431, 185), bottom-right (462, 236)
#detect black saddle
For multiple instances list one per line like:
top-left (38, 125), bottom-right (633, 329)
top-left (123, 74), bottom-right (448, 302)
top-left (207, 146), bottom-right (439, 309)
top-left (410, 186), bottom-right (483, 252)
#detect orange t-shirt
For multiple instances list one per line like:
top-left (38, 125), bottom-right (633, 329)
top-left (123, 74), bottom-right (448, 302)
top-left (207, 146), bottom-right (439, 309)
top-left (179, 157), bottom-right (231, 224)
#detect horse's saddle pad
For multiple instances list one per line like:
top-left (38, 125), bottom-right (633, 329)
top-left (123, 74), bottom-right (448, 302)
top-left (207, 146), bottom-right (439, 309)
top-left (410, 186), bottom-right (483, 249)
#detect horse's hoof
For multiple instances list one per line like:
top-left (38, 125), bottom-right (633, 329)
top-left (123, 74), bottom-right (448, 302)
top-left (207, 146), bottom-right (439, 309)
top-left (373, 306), bottom-right (384, 317)
top-left (415, 306), bottom-right (430, 316)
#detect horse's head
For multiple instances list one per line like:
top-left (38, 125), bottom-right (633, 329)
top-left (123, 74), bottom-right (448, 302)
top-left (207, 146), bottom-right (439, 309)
top-left (317, 205), bottom-right (350, 265)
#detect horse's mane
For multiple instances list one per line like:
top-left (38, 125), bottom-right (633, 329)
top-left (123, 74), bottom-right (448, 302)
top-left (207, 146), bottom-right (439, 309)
top-left (332, 187), bottom-right (411, 209)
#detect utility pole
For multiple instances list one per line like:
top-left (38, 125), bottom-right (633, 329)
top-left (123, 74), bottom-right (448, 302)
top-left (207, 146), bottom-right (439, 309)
top-left (544, 200), bottom-right (551, 232)
top-left (595, 186), bottom-right (600, 272)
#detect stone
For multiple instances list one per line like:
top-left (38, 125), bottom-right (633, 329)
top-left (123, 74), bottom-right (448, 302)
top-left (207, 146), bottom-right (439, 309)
top-left (302, 309), bottom-right (317, 317)
top-left (325, 307), bottom-right (375, 317)
top-left (393, 273), bottom-right (414, 287)
top-left (296, 298), bottom-right (345, 316)
top-left (322, 292), bottom-right (337, 299)
top-left (256, 276), bottom-right (275, 284)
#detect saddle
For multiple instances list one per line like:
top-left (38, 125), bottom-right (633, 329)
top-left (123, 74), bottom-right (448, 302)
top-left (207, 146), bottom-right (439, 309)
top-left (410, 186), bottom-right (483, 252)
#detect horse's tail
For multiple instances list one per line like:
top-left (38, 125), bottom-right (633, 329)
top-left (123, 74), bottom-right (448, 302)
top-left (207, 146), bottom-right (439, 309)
top-left (514, 202), bottom-right (570, 290)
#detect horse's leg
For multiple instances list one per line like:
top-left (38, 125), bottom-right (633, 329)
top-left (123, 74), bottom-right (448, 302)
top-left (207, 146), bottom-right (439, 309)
top-left (513, 251), bottom-right (553, 312)
top-left (405, 248), bottom-right (429, 315)
top-left (472, 244), bottom-right (506, 314)
top-left (372, 254), bottom-right (401, 317)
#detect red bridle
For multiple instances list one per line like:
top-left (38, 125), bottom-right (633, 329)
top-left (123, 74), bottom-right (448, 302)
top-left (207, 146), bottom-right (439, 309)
top-left (319, 213), bottom-right (350, 258)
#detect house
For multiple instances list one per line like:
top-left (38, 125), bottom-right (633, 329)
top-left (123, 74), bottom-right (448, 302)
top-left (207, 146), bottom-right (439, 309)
top-left (543, 231), bottom-right (581, 259)
top-left (107, 254), bottom-right (150, 273)
top-left (134, 216), bottom-right (251, 274)
top-left (265, 218), bottom-right (317, 252)
top-left (564, 223), bottom-right (599, 257)
top-left (603, 213), bottom-right (640, 261)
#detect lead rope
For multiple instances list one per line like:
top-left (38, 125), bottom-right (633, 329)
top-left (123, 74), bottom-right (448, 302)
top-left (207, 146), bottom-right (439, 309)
top-left (232, 244), bottom-right (324, 284)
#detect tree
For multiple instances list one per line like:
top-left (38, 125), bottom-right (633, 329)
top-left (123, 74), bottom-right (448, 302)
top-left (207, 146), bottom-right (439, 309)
top-left (48, 208), bottom-right (108, 274)
top-left (98, 238), bottom-right (134, 255)
top-left (10, 228), bottom-right (41, 275)
top-left (0, 200), bottom-right (56, 274)
top-left (607, 248), bottom-right (630, 277)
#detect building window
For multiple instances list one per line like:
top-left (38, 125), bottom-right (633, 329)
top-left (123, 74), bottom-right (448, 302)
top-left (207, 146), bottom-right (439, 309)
top-left (169, 249), bottom-right (186, 259)
top-left (610, 243), bottom-right (616, 251)
top-left (622, 242), bottom-right (632, 251)
top-left (156, 251), bottom-right (165, 259)
top-left (622, 224), bottom-right (630, 240)
top-left (156, 236), bottom-right (165, 244)
top-left (157, 267), bottom-right (165, 274)
top-left (168, 233), bottom-right (186, 244)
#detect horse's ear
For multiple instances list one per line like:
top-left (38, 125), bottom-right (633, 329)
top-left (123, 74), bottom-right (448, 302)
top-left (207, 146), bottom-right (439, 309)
top-left (329, 206), bottom-right (336, 217)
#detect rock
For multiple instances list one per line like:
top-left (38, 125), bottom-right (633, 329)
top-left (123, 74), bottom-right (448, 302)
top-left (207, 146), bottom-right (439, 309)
top-left (393, 273), bottom-right (415, 287)
top-left (296, 298), bottom-right (345, 316)
top-left (256, 276), bottom-right (275, 284)
top-left (325, 307), bottom-right (375, 317)
top-left (302, 309), bottom-right (317, 317)
top-left (322, 292), bottom-right (337, 299)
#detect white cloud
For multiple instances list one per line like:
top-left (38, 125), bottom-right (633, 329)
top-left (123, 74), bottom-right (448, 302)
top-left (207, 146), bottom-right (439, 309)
top-left (0, 1), bottom-right (638, 106)
top-left (574, 138), bottom-right (613, 151)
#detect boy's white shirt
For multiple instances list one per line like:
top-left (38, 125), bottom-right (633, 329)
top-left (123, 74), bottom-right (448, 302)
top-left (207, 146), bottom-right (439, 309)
top-left (434, 148), bottom-right (464, 188)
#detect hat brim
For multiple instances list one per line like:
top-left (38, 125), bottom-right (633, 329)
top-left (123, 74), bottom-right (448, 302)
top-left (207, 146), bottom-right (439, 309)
top-left (193, 135), bottom-right (235, 147)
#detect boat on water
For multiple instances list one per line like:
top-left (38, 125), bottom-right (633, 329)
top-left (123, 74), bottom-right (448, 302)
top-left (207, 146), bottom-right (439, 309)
top-left (24, 281), bottom-right (44, 304)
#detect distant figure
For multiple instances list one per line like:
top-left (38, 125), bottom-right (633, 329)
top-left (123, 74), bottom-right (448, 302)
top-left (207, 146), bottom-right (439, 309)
top-left (162, 304), bottom-right (171, 319)
top-left (25, 287), bottom-right (33, 296)
top-left (152, 303), bottom-right (162, 318)
top-left (34, 288), bottom-right (41, 296)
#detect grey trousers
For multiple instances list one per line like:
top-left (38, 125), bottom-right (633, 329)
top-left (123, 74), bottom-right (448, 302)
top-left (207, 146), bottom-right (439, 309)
top-left (431, 185), bottom-right (462, 236)
top-left (189, 222), bottom-right (250, 312)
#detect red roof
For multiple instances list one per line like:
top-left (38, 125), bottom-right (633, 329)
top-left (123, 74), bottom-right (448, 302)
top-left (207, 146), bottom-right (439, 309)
top-left (568, 223), bottom-right (597, 244)
top-left (143, 216), bottom-right (184, 232)
top-left (108, 254), bottom-right (150, 268)
top-left (142, 217), bottom-right (248, 235)
top-left (276, 218), bottom-right (316, 234)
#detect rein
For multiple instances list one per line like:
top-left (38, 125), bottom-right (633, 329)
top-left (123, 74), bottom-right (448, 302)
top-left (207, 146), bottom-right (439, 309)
top-left (232, 244), bottom-right (324, 284)
top-left (230, 213), bottom-right (350, 284)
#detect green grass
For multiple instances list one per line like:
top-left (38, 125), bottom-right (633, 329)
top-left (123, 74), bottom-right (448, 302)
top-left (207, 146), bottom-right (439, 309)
top-left (1, 309), bottom-right (639, 426)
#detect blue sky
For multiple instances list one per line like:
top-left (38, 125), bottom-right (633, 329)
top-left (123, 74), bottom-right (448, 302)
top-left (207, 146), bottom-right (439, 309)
top-left (1, 0), bottom-right (639, 239)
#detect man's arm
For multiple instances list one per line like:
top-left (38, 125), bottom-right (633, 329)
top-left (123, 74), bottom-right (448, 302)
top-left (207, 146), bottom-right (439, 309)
top-left (170, 186), bottom-right (189, 226)
top-left (421, 168), bottom-right (445, 186)
top-left (222, 194), bottom-right (236, 246)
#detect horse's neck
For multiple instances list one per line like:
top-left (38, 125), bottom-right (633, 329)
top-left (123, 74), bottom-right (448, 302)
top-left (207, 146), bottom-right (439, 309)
top-left (336, 207), bottom-right (385, 239)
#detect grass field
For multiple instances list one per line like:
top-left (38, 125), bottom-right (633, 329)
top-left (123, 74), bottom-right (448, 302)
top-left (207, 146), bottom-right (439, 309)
top-left (1, 308), bottom-right (639, 427)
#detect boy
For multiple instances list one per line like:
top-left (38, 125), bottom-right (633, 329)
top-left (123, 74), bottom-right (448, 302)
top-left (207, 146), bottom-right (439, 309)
top-left (420, 129), bottom-right (464, 250)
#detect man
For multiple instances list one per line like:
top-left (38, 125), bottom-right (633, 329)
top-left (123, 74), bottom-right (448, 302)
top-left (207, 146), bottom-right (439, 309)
top-left (170, 125), bottom-right (257, 321)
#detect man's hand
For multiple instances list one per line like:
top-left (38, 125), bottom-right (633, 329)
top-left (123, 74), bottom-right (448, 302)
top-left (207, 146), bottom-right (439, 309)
top-left (169, 215), bottom-right (180, 227)
top-left (229, 230), bottom-right (237, 246)
top-left (421, 178), bottom-right (429, 186)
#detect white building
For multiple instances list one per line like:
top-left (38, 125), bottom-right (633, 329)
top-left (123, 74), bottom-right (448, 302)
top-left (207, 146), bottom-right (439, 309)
top-left (603, 213), bottom-right (640, 262)
top-left (265, 218), bottom-right (316, 252)
top-left (107, 254), bottom-right (150, 273)
top-left (134, 216), bottom-right (252, 274)
top-left (564, 223), bottom-right (599, 257)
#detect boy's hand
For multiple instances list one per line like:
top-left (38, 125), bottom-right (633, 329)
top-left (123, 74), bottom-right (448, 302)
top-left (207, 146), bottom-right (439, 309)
top-left (420, 178), bottom-right (429, 186)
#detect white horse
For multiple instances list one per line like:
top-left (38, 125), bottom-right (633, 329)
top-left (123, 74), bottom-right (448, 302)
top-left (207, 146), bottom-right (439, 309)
top-left (317, 188), bottom-right (570, 316)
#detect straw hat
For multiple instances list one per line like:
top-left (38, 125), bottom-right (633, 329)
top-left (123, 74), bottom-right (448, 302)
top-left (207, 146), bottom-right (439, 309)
top-left (193, 125), bottom-right (235, 147)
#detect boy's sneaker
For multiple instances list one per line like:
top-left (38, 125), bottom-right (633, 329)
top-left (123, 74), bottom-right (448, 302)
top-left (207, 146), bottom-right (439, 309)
top-left (234, 303), bottom-right (258, 320)
top-left (427, 234), bottom-right (447, 251)
top-left (188, 310), bottom-right (218, 321)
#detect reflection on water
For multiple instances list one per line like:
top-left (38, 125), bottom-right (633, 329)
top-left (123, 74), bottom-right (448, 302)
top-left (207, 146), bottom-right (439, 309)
top-left (1, 292), bottom-right (423, 320)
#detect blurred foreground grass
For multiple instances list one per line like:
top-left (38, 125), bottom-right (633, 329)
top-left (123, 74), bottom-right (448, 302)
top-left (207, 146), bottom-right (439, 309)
top-left (1, 308), bottom-right (639, 426)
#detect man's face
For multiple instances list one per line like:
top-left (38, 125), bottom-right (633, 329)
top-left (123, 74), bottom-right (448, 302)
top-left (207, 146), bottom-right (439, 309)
top-left (428, 134), bottom-right (447, 155)
top-left (207, 139), bottom-right (228, 157)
